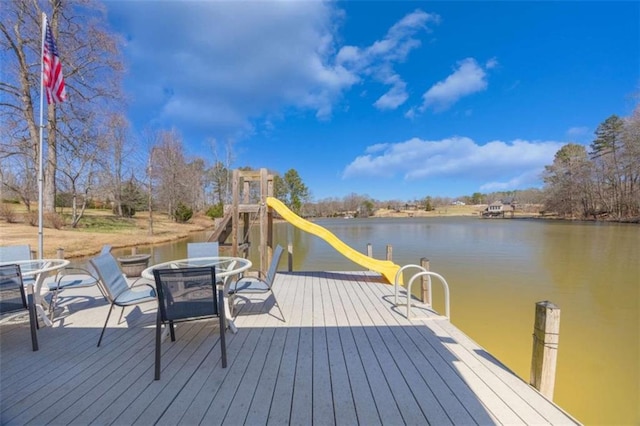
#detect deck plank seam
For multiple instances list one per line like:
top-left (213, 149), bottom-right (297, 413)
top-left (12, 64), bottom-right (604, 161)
top-left (334, 274), bottom-right (405, 424)
top-left (323, 273), bottom-right (380, 425)
top-left (360, 279), bottom-right (483, 425)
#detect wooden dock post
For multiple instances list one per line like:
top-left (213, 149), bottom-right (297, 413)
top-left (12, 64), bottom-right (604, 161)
top-left (259, 168), bottom-right (270, 274)
top-left (530, 301), bottom-right (561, 399)
top-left (420, 257), bottom-right (430, 304)
top-left (367, 243), bottom-right (373, 258)
top-left (386, 244), bottom-right (392, 261)
top-left (231, 169), bottom-right (239, 257)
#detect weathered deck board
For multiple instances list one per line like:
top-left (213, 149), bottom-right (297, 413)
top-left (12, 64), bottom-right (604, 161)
top-left (0, 270), bottom-right (580, 425)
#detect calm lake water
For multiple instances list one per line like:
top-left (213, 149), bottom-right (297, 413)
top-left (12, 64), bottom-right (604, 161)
top-left (112, 217), bottom-right (639, 425)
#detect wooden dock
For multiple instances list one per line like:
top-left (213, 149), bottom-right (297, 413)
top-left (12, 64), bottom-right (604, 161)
top-left (0, 271), bottom-right (579, 425)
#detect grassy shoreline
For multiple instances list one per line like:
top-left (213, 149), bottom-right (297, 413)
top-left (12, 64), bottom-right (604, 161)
top-left (7, 203), bottom-right (632, 260)
top-left (0, 204), bottom-right (514, 259)
top-left (0, 210), bottom-right (216, 259)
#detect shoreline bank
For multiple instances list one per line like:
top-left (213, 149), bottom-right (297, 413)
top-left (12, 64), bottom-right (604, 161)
top-left (2, 207), bottom-right (636, 259)
top-left (0, 213), bottom-right (216, 259)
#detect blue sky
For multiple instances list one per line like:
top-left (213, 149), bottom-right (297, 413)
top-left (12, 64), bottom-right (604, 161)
top-left (106, 1), bottom-right (639, 201)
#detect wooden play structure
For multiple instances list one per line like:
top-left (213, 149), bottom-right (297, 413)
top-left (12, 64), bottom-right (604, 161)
top-left (207, 168), bottom-right (275, 275)
top-left (208, 167), bottom-right (401, 284)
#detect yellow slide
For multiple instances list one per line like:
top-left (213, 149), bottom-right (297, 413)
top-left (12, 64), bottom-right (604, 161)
top-left (266, 197), bottom-right (401, 284)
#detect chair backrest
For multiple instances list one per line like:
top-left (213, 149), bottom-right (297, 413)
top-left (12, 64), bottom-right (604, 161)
top-left (187, 242), bottom-right (219, 259)
top-left (153, 266), bottom-right (219, 323)
top-left (0, 264), bottom-right (27, 314)
top-left (265, 245), bottom-right (284, 286)
top-left (89, 251), bottom-right (130, 302)
top-left (0, 245), bottom-right (32, 262)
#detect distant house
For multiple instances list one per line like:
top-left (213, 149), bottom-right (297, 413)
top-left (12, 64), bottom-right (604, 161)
top-left (487, 201), bottom-right (503, 212)
top-left (452, 200), bottom-right (466, 206)
top-left (483, 200), bottom-right (516, 218)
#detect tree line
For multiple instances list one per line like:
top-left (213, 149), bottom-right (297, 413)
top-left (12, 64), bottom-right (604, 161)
top-left (1, 1), bottom-right (638, 227)
top-left (542, 109), bottom-right (639, 220)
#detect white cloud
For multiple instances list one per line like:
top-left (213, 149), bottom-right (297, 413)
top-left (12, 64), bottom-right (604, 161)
top-left (365, 143), bottom-right (390, 154)
top-left (485, 57), bottom-right (499, 69)
top-left (421, 58), bottom-right (491, 112)
top-left (374, 78), bottom-right (408, 110)
top-left (404, 107), bottom-right (417, 120)
top-left (567, 126), bottom-right (590, 137)
top-left (479, 169), bottom-right (544, 192)
top-left (108, 3), bottom-right (438, 138)
top-left (343, 137), bottom-right (564, 190)
top-left (337, 9), bottom-right (440, 111)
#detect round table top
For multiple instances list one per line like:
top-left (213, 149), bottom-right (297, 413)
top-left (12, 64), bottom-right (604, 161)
top-left (141, 256), bottom-right (252, 280)
top-left (0, 259), bottom-right (70, 277)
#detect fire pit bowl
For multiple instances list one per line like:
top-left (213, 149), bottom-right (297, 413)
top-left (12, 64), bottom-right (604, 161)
top-left (117, 254), bottom-right (151, 277)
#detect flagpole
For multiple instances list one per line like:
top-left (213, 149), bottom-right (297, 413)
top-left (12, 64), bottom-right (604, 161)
top-left (38, 12), bottom-right (46, 260)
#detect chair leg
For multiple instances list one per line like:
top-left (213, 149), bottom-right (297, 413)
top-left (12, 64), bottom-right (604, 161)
top-left (97, 303), bottom-right (115, 347)
top-left (117, 306), bottom-right (126, 324)
top-left (48, 289), bottom-right (59, 320)
top-left (229, 296), bottom-right (235, 318)
top-left (218, 289), bottom-right (227, 368)
top-left (28, 293), bottom-right (39, 352)
top-left (169, 321), bottom-right (176, 341)
top-left (271, 290), bottom-right (286, 323)
top-left (155, 311), bottom-right (162, 380)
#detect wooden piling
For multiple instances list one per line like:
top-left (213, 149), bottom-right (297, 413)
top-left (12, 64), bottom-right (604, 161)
top-left (386, 244), bottom-right (393, 261)
top-left (420, 257), bottom-right (430, 304)
top-left (530, 301), bottom-right (561, 400)
top-left (260, 168), bottom-right (269, 273)
top-left (231, 169), bottom-right (239, 257)
top-left (56, 248), bottom-right (65, 259)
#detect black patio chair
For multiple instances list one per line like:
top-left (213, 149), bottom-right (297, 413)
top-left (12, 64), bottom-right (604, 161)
top-left (0, 264), bottom-right (38, 351)
top-left (152, 266), bottom-right (227, 380)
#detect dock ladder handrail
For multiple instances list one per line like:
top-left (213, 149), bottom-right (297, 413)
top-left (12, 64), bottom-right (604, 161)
top-left (394, 264), bottom-right (450, 320)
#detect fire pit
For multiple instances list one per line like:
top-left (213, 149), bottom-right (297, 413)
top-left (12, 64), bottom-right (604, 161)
top-left (117, 254), bottom-right (151, 277)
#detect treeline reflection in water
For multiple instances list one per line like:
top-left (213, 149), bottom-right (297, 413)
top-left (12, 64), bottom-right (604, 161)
top-left (111, 217), bottom-right (638, 425)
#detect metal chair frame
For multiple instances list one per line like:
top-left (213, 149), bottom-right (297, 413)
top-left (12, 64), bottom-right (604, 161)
top-left (153, 266), bottom-right (227, 380)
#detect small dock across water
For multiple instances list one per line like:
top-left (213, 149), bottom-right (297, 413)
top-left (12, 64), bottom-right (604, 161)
top-left (0, 271), bottom-right (579, 424)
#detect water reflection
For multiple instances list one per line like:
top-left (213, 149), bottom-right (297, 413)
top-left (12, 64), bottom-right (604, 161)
top-left (97, 217), bottom-right (636, 424)
top-left (540, 221), bottom-right (639, 425)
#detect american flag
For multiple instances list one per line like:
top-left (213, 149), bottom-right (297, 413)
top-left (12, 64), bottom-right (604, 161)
top-left (43, 20), bottom-right (67, 104)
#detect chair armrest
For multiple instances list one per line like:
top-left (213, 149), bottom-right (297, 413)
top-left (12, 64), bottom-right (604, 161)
top-left (113, 281), bottom-right (156, 301)
top-left (50, 267), bottom-right (99, 290)
top-left (55, 266), bottom-right (97, 279)
top-left (129, 276), bottom-right (155, 288)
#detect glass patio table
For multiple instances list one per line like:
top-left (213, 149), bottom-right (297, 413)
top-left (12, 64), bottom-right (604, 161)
top-left (141, 257), bottom-right (252, 333)
top-left (0, 259), bottom-right (70, 327)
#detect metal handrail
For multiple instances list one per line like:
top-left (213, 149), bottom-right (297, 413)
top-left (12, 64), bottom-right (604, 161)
top-left (394, 264), bottom-right (430, 306)
top-left (394, 265), bottom-right (450, 320)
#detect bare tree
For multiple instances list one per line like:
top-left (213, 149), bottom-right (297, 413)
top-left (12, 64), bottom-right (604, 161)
top-left (152, 129), bottom-right (191, 220)
top-left (186, 157), bottom-right (206, 211)
top-left (97, 113), bottom-right (134, 217)
top-left (543, 143), bottom-right (592, 218)
top-left (207, 139), bottom-right (235, 207)
top-left (0, 0), bottom-right (123, 214)
top-left (57, 119), bottom-right (100, 226)
top-left (621, 105), bottom-right (640, 217)
top-left (590, 115), bottom-right (626, 217)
